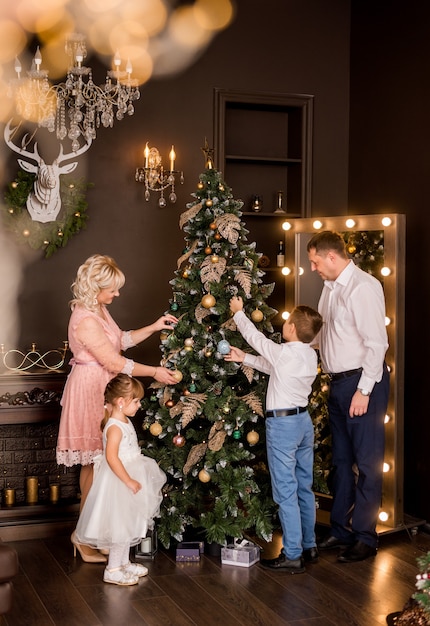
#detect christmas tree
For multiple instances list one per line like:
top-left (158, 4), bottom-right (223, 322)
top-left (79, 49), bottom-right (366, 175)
top-left (141, 145), bottom-right (280, 548)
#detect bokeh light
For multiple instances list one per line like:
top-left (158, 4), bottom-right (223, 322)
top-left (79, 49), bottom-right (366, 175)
top-left (0, 19), bottom-right (27, 63)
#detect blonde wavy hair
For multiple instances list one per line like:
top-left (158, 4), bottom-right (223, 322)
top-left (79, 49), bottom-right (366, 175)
top-left (70, 254), bottom-right (125, 311)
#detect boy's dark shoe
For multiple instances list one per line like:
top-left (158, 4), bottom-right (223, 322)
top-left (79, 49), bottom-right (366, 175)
top-left (260, 553), bottom-right (306, 574)
top-left (302, 547), bottom-right (319, 563)
top-left (317, 535), bottom-right (353, 550)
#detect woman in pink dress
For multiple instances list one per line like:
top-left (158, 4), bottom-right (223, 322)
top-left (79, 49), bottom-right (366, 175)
top-left (56, 254), bottom-right (177, 562)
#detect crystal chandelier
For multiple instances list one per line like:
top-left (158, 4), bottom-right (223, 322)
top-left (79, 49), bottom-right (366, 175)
top-left (8, 34), bottom-right (140, 151)
top-left (135, 143), bottom-right (184, 207)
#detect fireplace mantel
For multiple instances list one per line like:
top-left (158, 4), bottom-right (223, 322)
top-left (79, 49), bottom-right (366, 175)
top-left (0, 371), bottom-right (67, 425)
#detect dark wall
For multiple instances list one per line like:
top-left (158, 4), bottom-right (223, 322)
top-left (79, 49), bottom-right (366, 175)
top-left (349, 2), bottom-right (429, 520)
top-left (5, 0), bottom-right (425, 523)
top-left (5, 0), bottom-right (351, 367)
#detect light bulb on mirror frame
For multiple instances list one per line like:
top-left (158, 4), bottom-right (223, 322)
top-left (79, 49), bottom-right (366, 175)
top-left (379, 511), bottom-right (389, 522)
top-left (281, 311), bottom-right (290, 320)
top-left (282, 221), bottom-right (292, 231)
top-left (381, 266), bottom-right (392, 277)
top-left (382, 216), bottom-right (392, 226)
top-left (281, 266), bottom-right (291, 275)
top-left (313, 220), bottom-right (323, 229)
top-left (345, 218), bottom-right (356, 228)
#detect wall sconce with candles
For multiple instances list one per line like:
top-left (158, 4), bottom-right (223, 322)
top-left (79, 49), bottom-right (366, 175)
top-left (135, 143), bottom-right (184, 207)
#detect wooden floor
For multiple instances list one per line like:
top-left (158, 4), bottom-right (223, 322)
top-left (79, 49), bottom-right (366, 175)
top-left (2, 525), bottom-right (430, 626)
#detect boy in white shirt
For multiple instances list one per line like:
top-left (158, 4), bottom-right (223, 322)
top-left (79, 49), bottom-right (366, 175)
top-left (225, 296), bottom-right (323, 574)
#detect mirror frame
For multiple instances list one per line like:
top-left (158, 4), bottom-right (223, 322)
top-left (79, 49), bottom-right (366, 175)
top-left (282, 214), bottom-right (405, 532)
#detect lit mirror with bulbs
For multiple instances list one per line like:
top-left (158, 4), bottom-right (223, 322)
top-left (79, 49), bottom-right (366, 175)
top-left (280, 214), bottom-right (405, 533)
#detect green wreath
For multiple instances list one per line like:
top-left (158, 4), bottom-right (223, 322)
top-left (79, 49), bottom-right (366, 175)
top-left (3, 170), bottom-right (92, 258)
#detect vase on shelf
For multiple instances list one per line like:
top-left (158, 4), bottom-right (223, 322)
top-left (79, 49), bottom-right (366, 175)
top-left (273, 190), bottom-right (286, 214)
top-left (251, 195), bottom-right (263, 212)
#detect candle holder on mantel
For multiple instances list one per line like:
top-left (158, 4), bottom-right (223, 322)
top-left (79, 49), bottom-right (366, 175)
top-left (0, 341), bottom-right (69, 372)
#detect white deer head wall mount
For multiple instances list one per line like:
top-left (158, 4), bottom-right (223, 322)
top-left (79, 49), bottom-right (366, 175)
top-left (4, 120), bottom-right (92, 224)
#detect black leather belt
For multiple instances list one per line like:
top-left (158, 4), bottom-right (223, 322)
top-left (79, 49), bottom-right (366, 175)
top-left (328, 367), bottom-right (362, 381)
top-left (266, 407), bottom-right (307, 417)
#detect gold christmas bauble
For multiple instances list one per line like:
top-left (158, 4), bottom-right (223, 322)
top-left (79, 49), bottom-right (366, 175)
top-left (204, 348), bottom-right (213, 357)
top-left (198, 469), bottom-right (211, 483)
top-left (201, 294), bottom-right (216, 308)
top-left (246, 430), bottom-right (260, 445)
top-left (149, 422), bottom-right (163, 436)
top-left (184, 337), bottom-right (194, 347)
top-left (197, 182), bottom-right (204, 189)
top-left (214, 232), bottom-right (222, 240)
top-left (182, 269), bottom-right (189, 278)
top-left (165, 399), bottom-right (175, 408)
top-left (206, 199), bottom-right (213, 207)
top-left (251, 309), bottom-right (264, 322)
top-left (209, 222), bottom-right (217, 230)
top-left (205, 246), bottom-right (212, 254)
top-left (211, 254), bottom-right (219, 263)
top-left (172, 370), bottom-right (183, 383)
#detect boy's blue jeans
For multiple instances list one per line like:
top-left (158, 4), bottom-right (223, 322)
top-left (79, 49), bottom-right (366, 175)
top-left (266, 411), bottom-right (316, 560)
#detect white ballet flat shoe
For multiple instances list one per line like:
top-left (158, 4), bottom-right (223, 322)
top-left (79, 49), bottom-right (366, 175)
top-left (122, 562), bottom-right (148, 578)
top-left (103, 566), bottom-right (138, 586)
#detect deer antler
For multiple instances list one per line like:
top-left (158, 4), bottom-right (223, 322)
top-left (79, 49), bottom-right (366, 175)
top-left (5, 119), bottom-right (92, 164)
top-left (4, 120), bottom-right (40, 163)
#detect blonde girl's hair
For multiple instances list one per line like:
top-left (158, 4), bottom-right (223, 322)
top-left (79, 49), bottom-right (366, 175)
top-left (100, 374), bottom-right (145, 431)
top-left (70, 254), bottom-right (125, 311)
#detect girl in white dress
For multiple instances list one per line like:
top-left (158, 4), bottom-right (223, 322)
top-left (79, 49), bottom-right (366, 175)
top-left (75, 374), bottom-right (166, 586)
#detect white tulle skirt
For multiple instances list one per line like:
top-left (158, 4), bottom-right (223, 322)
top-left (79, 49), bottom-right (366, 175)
top-left (75, 452), bottom-right (166, 549)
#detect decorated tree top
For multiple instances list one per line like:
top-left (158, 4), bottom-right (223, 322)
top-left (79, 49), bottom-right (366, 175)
top-left (141, 147), bottom-right (279, 547)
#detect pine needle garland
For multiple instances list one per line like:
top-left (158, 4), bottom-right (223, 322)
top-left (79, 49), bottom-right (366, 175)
top-left (3, 171), bottom-right (92, 258)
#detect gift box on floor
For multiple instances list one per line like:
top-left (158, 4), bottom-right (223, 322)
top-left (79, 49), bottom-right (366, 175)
top-left (221, 539), bottom-right (261, 567)
top-left (175, 541), bottom-right (202, 562)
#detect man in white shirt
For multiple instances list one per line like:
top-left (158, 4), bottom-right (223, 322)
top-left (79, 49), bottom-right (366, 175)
top-left (307, 231), bottom-right (389, 563)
